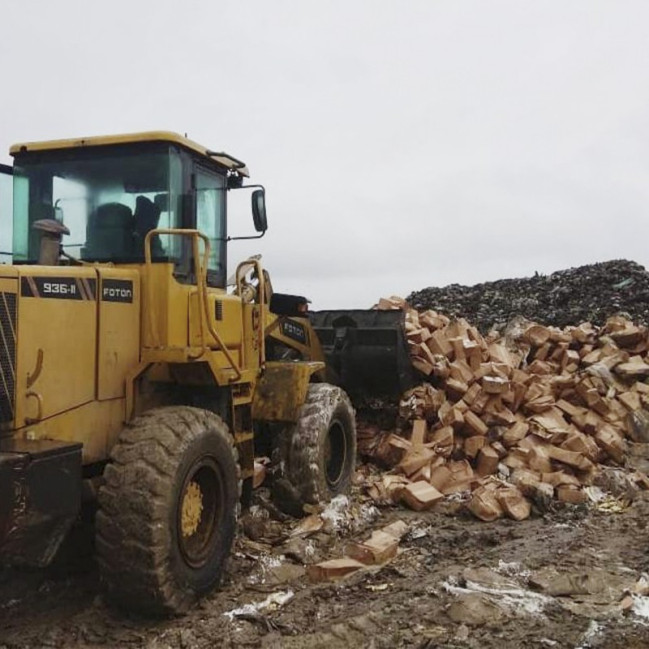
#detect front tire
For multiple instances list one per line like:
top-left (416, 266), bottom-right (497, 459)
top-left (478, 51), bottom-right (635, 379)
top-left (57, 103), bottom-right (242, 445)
top-left (273, 384), bottom-right (356, 516)
top-left (96, 406), bottom-right (239, 616)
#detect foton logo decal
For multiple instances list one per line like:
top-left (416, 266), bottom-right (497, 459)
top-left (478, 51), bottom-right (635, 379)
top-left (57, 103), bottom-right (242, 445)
top-left (280, 320), bottom-right (307, 344)
top-left (102, 279), bottom-right (134, 303)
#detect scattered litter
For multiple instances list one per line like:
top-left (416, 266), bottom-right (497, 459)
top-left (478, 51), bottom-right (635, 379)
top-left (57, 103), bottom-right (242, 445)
top-left (320, 495), bottom-right (380, 533)
top-left (584, 486), bottom-right (632, 512)
top-left (290, 514), bottom-right (324, 537)
top-left (633, 574), bottom-right (649, 596)
top-left (575, 620), bottom-right (602, 648)
top-left (595, 497), bottom-right (631, 514)
top-left (497, 560), bottom-right (530, 580)
top-left (443, 576), bottom-right (550, 616)
top-left (248, 554), bottom-right (285, 585)
top-left (224, 590), bottom-right (294, 620)
top-left (321, 495), bottom-right (350, 530)
top-left (631, 595), bottom-right (649, 622)
top-left (405, 525), bottom-right (430, 541)
top-left (446, 491), bottom-right (472, 502)
top-left (584, 486), bottom-right (606, 503)
top-left (365, 583), bottom-right (390, 592)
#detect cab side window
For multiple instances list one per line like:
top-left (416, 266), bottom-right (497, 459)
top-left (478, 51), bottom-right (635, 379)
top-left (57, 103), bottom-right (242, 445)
top-left (0, 167), bottom-right (12, 262)
top-left (195, 169), bottom-right (226, 286)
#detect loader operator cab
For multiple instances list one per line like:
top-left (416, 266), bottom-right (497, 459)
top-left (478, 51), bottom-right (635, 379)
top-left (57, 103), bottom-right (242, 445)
top-left (9, 132), bottom-right (267, 286)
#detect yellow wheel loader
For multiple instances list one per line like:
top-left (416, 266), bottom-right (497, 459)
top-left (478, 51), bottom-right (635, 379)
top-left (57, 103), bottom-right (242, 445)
top-left (0, 132), bottom-right (371, 615)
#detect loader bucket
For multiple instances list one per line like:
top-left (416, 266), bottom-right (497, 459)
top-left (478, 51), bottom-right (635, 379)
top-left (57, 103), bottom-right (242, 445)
top-left (310, 309), bottom-right (418, 404)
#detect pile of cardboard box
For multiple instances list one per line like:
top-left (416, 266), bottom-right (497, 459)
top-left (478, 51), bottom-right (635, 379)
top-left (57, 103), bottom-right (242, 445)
top-left (361, 299), bottom-right (649, 521)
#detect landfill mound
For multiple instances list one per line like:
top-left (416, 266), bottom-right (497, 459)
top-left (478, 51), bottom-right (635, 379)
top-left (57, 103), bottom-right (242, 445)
top-left (406, 260), bottom-right (649, 332)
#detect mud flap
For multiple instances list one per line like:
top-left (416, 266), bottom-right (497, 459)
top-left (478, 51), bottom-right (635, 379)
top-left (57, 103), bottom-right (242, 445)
top-left (0, 439), bottom-right (82, 567)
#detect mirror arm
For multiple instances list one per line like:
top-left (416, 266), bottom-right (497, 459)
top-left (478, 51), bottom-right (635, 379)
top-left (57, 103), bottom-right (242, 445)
top-left (221, 231), bottom-right (267, 242)
top-left (227, 183), bottom-right (266, 192)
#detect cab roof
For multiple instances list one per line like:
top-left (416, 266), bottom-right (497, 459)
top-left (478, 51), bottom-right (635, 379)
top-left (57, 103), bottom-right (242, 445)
top-left (9, 130), bottom-right (250, 177)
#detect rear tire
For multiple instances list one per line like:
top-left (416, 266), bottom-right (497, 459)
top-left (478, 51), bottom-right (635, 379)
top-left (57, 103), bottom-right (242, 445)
top-left (273, 384), bottom-right (356, 516)
top-left (96, 406), bottom-right (239, 616)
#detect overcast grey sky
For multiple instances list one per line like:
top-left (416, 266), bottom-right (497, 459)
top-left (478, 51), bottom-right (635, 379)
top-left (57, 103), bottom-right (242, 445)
top-left (1, 1), bottom-right (648, 308)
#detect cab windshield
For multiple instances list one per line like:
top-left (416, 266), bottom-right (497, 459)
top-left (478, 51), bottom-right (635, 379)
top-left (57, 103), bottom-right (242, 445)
top-left (13, 144), bottom-right (183, 264)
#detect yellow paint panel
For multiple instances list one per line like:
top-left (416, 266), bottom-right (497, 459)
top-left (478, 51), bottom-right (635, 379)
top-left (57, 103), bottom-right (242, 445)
top-left (15, 268), bottom-right (97, 427)
top-left (16, 398), bottom-right (125, 464)
top-left (97, 268), bottom-right (141, 400)
top-left (189, 292), bottom-right (244, 349)
top-left (0, 277), bottom-right (17, 293)
top-left (139, 264), bottom-right (189, 349)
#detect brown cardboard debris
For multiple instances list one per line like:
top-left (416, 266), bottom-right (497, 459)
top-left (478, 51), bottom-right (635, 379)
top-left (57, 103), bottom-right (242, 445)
top-left (468, 487), bottom-right (503, 522)
top-left (476, 445), bottom-right (499, 477)
top-left (306, 558), bottom-right (366, 582)
top-left (347, 530), bottom-right (399, 565)
top-left (615, 358), bottom-right (649, 377)
top-left (496, 487), bottom-right (531, 521)
top-left (397, 446), bottom-right (436, 477)
top-left (594, 425), bottom-right (626, 464)
top-left (465, 435), bottom-right (487, 459)
top-left (430, 426), bottom-right (454, 456)
top-left (502, 420), bottom-right (529, 447)
top-left (464, 410), bottom-right (488, 436)
top-left (401, 481), bottom-right (444, 511)
top-left (253, 459), bottom-right (268, 488)
top-left (556, 485), bottom-right (588, 504)
top-left (410, 419), bottom-right (427, 446)
top-left (367, 474), bottom-right (410, 504)
top-left (541, 471), bottom-right (581, 487)
top-left (442, 460), bottom-right (475, 494)
top-left (381, 520), bottom-right (409, 540)
top-left (524, 324), bottom-right (551, 347)
top-left (510, 468), bottom-right (541, 495)
top-left (291, 514), bottom-right (325, 537)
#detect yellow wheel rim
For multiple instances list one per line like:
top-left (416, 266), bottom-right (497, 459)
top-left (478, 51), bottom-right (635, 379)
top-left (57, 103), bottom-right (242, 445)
top-left (181, 481), bottom-right (203, 538)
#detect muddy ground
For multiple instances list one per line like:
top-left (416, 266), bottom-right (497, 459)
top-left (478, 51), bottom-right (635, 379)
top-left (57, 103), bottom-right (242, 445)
top-left (2, 451), bottom-right (649, 649)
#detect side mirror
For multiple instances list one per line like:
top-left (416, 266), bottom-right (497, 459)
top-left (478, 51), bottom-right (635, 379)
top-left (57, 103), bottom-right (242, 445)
top-left (252, 189), bottom-right (268, 233)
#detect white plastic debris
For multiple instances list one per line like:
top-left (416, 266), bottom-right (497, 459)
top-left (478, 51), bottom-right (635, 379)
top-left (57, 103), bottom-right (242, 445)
top-left (497, 560), bottom-right (530, 580)
top-left (224, 590), bottom-right (294, 620)
top-left (442, 577), bottom-right (550, 616)
top-left (583, 486), bottom-right (606, 503)
top-left (320, 495), bottom-right (379, 533)
top-left (576, 620), bottom-right (601, 648)
top-left (631, 595), bottom-right (649, 622)
top-left (321, 495), bottom-right (350, 530)
top-left (246, 554), bottom-right (286, 585)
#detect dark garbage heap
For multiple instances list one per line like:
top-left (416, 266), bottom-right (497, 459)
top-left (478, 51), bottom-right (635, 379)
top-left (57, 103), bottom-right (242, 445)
top-left (407, 260), bottom-right (649, 333)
